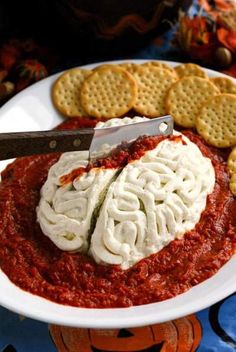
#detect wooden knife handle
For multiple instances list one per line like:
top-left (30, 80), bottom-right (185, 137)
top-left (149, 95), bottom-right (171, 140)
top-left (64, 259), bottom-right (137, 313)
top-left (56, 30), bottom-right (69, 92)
top-left (0, 128), bottom-right (95, 160)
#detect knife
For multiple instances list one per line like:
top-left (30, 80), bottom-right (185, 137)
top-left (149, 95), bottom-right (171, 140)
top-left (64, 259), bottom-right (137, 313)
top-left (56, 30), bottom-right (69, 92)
top-left (0, 115), bottom-right (173, 161)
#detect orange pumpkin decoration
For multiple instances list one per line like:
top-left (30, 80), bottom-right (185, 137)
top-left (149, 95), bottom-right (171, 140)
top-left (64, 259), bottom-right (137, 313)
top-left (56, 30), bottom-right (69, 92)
top-left (49, 315), bottom-right (202, 352)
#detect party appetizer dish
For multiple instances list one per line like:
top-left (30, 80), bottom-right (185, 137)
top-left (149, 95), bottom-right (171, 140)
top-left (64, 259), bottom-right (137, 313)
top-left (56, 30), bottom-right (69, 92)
top-left (0, 61), bottom-right (235, 312)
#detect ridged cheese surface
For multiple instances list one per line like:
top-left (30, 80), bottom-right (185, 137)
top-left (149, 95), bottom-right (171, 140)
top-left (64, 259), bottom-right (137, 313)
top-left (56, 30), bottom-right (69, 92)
top-left (37, 117), bottom-right (215, 269)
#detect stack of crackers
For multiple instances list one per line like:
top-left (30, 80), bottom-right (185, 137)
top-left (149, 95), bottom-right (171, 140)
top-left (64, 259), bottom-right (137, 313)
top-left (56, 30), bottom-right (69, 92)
top-left (52, 61), bottom-right (236, 196)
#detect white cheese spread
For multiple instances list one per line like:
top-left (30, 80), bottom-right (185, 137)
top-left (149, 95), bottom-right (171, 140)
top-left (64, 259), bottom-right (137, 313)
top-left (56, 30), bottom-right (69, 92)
top-left (37, 117), bottom-right (215, 269)
top-left (37, 151), bottom-right (117, 251)
top-left (90, 135), bottom-right (215, 269)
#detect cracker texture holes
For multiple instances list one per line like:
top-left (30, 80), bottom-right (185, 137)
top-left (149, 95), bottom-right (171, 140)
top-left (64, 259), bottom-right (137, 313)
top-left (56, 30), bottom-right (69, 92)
top-left (166, 76), bottom-right (220, 128)
top-left (80, 66), bottom-right (137, 119)
top-left (52, 68), bottom-right (91, 118)
top-left (118, 62), bottom-right (139, 74)
top-left (196, 94), bottom-right (236, 148)
top-left (174, 63), bottom-right (208, 79)
top-left (210, 77), bottom-right (236, 94)
top-left (141, 61), bottom-right (176, 74)
top-left (133, 66), bottom-right (177, 117)
top-left (228, 146), bottom-right (236, 175)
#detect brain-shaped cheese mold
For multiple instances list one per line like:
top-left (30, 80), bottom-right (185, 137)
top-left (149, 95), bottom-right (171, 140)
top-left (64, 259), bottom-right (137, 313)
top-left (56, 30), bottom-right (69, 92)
top-left (37, 117), bottom-right (215, 269)
top-left (37, 151), bottom-right (118, 251)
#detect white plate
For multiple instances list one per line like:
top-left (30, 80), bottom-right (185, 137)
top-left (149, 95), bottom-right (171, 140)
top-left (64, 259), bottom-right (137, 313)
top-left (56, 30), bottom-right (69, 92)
top-left (0, 60), bottom-right (235, 328)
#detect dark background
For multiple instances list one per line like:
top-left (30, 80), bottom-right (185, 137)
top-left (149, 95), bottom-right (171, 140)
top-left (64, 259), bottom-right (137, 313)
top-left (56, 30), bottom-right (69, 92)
top-left (0, 0), bottom-right (190, 64)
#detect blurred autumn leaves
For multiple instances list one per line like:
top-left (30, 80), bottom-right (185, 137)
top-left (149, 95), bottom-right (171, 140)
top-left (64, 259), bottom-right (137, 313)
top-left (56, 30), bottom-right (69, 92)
top-left (0, 38), bottom-right (49, 104)
top-left (177, 1), bottom-right (236, 68)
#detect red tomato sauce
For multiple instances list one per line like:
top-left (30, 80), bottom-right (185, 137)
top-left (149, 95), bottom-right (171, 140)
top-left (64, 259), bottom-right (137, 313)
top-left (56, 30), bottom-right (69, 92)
top-left (60, 133), bottom-right (183, 185)
top-left (0, 118), bottom-right (235, 308)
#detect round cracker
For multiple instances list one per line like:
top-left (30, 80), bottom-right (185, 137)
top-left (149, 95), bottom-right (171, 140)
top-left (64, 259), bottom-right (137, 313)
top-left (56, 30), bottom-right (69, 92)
top-left (118, 62), bottom-right (138, 74)
top-left (52, 68), bottom-right (91, 118)
top-left (196, 94), bottom-right (236, 148)
top-left (133, 66), bottom-right (177, 117)
top-left (174, 63), bottom-right (208, 78)
top-left (166, 76), bottom-right (219, 128)
top-left (80, 66), bottom-right (137, 118)
top-left (227, 146), bottom-right (236, 175)
top-left (230, 173), bottom-right (236, 196)
top-left (210, 76), bottom-right (236, 94)
top-left (142, 61), bottom-right (175, 74)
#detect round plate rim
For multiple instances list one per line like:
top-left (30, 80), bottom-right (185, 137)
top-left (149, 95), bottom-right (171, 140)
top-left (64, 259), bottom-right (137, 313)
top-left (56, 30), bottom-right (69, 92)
top-left (0, 59), bottom-right (235, 328)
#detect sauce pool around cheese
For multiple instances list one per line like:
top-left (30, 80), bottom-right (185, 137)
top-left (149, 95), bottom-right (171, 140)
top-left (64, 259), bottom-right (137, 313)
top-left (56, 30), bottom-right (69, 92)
top-left (37, 117), bottom-right (215, 269)
top-left (0, 116), bottom-right (235, 308)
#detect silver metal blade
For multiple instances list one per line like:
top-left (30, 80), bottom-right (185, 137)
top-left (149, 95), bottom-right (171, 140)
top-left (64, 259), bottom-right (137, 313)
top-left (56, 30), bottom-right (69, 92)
top-left (90, 115), bottom-right (173, 162)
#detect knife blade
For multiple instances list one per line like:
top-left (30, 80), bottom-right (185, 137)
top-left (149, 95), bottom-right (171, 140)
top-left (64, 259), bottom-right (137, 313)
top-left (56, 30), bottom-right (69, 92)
top-left (0, 115), bottom-right (173, 161)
